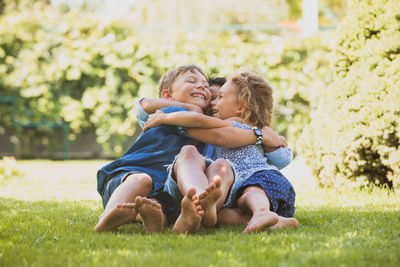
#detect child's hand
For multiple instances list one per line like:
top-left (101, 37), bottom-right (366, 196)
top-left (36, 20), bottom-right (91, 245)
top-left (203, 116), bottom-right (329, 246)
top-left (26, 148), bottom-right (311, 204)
top-left (261, 126), bottom-right (287, 148)
top-left (143, 110), bottom-right (167, 132)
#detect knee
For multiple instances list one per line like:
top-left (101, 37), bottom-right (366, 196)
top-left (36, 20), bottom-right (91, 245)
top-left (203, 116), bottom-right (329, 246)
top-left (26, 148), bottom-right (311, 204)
top-left (124, 173), bottom-right (153, 191)
top-left (179, 145), bottom-right (200, 159)
top-left (213, 159), bottom-right (233, 181)
top-left (176, 145), bottom-right (204, 166)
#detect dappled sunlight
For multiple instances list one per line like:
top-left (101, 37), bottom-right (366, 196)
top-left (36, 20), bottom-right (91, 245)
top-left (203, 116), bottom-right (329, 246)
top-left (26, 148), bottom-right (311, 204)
top-left (0, 0), bottom-right (399, 265)
top-left (0, 160), bottom-right (106, 201)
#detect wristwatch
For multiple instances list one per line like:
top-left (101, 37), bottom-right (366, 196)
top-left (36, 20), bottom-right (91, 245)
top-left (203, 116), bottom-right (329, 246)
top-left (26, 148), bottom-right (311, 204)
top-left (252, 127), bottom-right (263, 145)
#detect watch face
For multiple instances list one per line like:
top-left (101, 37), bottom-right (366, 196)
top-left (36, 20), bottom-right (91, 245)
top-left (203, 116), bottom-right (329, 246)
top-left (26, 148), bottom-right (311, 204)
top-left (255, 128), bottom-right (262, 136)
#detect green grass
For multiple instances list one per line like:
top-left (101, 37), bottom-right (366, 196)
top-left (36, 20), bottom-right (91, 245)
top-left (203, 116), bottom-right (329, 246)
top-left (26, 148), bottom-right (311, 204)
top-left (1, 159), bottom-right (399, 266)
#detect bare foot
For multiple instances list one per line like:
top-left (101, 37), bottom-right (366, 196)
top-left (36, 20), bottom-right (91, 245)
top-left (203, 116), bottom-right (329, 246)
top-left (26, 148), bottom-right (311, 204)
top-left (135, 196), bottom-right (166, 232)
top-left (217, 208), bottom-right (251, 225)
top-left (116, 203), bottom-right (143, 223)
top-left (198, 176), bottom-right (222, 227)
top-left (172, 188), bottom-right (204, 234)
top-left (243, 209), bottom-right (279, 233)
top-left (94, 204), bottom-right (138, 232)
top-left (267, 216), bottom-right (299, 231)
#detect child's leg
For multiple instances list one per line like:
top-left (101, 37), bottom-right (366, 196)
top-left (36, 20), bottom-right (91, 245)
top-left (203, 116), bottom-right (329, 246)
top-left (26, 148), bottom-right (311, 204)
top-left (195, 158), bottom-right (234, 227)
top-left (173, 145), bottom-right (221, 227)
top-left (173, 145), bottom-right (209, 196)
top-left (94, 173), bottom-right (153, 232)
top-left (217, 208), bottom-right (251, 225)
top-left (204, 159), bottom-right (234, 210)
top-left (237, 185), bottom-right (279, 233)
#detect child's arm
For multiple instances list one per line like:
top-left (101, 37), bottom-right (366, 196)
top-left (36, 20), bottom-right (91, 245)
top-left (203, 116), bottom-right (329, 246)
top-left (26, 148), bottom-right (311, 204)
top-left (141, 110), bottom-right (261, 147)
top-left (264, 146), bottom-right (293, 169)
top-left (186, 126), bottom-right (287, 148)
top-left (143, 110), bottom-right (231, 132)
top-left (135, 97), bottom-right (202, 129)
top-left (186, 127), bottom-right (257, 148)
top-left (260, 126), bottom-right (292, 169)
top-left (260, 126), bottom-right (287, 152)
top-left (140, 98), bottom-right (203, 114)
top-left (143, 110), bottom-right (288, 149)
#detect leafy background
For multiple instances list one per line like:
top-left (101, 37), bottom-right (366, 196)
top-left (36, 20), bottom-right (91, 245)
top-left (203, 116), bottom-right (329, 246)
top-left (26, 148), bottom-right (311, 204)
top-left (2, 0), bottom-right (399, 190)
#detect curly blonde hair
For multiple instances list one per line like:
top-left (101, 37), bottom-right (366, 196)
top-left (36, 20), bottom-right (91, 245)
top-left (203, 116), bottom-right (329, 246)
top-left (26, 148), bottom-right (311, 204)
top-left (230, 71), bottom-right (273, 128)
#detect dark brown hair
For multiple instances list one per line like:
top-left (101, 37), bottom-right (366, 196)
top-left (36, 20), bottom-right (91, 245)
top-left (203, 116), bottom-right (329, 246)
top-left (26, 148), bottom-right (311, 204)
top-left (230, 71), bottom-right (273, 128)
top-left (208, 76), bottom-right (226, 87)
top-left (158, 64), bottom-right (207, 97)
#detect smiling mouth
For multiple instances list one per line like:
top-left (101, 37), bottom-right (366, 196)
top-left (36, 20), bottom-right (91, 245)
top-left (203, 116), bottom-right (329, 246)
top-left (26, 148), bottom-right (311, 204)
top-left (191, 92), bottom-right (207, 101)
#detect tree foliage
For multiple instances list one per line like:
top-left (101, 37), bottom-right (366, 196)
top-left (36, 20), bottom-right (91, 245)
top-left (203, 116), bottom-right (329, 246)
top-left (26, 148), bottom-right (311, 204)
top-left (298, 0), bottom-right (400, 189)
top-left (0, 5), bottom-right (331, 155)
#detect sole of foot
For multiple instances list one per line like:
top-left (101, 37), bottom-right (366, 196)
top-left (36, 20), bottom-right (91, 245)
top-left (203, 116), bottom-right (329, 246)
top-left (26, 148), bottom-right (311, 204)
top-left (94, 204), bottom-right (137, 232)
top-left (172, 188), bottom-right (204, 234)
top-left (135, 196), bottom-right (166, 232)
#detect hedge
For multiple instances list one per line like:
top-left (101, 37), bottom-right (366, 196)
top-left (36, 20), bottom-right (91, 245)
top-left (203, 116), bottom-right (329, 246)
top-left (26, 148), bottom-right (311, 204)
top-left (0, 5), bottom-right (331, 156)
top-left (298, 0), bottom-right (400, 189)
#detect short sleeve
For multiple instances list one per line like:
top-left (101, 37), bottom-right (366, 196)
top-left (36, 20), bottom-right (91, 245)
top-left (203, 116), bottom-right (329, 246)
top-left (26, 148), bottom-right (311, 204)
top-left (265, 146), bottom-right (293, 170)
top-left (134, 98), bottom-right (149, 129)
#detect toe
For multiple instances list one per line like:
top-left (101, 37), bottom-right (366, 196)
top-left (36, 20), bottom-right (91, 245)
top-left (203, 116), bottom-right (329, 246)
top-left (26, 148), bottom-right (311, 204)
top-left (135, 196), bottom-right (144, 207)
top-left (187, 188), bottom-right (196, 198)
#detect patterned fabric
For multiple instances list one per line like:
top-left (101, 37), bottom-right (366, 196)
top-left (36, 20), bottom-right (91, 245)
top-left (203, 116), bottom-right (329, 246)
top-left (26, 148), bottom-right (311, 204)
top-left (238, 170), bottom-right (296, 217)
top-left (214, 121), bottom-right (277, 183)
top-left (216, 121), bottom-right (296, 216)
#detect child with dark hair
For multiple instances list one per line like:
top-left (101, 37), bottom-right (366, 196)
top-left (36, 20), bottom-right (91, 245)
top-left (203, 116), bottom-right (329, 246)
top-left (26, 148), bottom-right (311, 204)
top-left (143, 71), bottom-right (298, 233)
top-left (208, 76), bottom-right (227, 99)
top-left (95, 65), bottom-right (277, 233)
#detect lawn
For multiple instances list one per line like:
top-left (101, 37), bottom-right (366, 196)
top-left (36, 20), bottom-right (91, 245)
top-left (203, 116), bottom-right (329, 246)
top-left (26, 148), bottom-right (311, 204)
top-left (0, 159), bottom-right (399, 266)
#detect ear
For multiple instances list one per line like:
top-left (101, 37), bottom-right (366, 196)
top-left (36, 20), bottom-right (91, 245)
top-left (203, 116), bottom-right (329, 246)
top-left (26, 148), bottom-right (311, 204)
top-left (236, 106), bottom-right (245, 116)
top-left (161, 89), bottom-right (172, 99)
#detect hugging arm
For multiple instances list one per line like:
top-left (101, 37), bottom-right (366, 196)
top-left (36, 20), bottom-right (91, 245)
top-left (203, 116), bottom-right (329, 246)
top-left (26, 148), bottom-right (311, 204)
top-left (186, 127), bottom-right (257, 148)
top-left (187, 125), bottom-right (288, 149)
top-left (143, 110), bottom-right (231, 132)
top-left (143, 110), bottom-right (288, 149)
top-left (265, 146), bottom-right (293, 169)
top-left (259, 126), bottom-right (292, 168)
top-left (139, 98), bottom-right (203, 114)
top-left (141, 110), bottom-right (256, 147)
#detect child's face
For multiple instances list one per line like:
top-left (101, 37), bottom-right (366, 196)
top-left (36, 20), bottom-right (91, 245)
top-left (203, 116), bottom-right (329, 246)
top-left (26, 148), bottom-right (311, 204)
top-left (203, 84), bottom-right (222, 116)
top-left (211, 80), bottom-right (241, 120)
top-left (166, 69), bottom-right (211, 110)
top-left (209, 84), bottom-right (221, 101)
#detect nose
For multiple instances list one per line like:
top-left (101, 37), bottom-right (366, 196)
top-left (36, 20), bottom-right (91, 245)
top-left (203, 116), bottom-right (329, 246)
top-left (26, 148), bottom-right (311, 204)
top-left (197, 83), bottom-right (211, 100)
top-left (197, 83), bottom-right (205, 90)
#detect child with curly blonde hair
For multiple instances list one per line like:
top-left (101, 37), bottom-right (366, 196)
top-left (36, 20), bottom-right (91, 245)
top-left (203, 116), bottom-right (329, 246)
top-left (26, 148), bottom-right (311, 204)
top-left (144, 71), bottom-right (298, 232)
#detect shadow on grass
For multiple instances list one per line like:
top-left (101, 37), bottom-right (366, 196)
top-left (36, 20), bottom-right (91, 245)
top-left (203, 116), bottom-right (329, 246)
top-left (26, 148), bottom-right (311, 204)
top-left (1, 197), bottom-right (399, 266)
top-left (1, 197), bottom-right (399, 237)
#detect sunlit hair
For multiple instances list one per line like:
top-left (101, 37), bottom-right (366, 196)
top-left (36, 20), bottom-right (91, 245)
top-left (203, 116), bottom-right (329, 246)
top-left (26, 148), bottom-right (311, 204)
top-left (158, 64), bottom-right (207, 97)
top-left (230, 71), bottom-right (273, 128)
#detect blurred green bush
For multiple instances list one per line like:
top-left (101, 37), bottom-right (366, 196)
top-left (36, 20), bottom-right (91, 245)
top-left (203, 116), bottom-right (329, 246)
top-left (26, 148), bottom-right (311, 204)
top-left (0, 156), bottom-right (24, 183)
top-left (0, 4), bottom-right (331, 156)
top-left (298, 0), bottom-right (400, 189)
